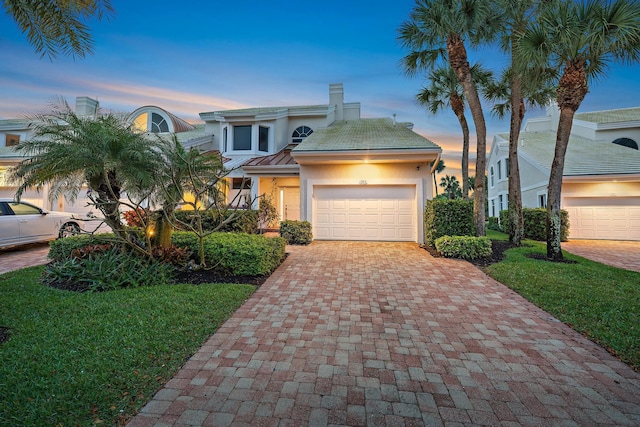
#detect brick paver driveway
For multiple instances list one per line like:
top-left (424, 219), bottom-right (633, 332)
top-left (129, 242), bottom-right (640, 427)
top-left (562, 239), bottom-right (640, 273)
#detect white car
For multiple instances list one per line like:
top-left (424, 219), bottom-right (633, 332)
top-left (0, 199), bottom-right (88, 250)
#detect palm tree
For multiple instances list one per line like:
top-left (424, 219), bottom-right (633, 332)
top-left (431, 159), bottom-right (445, 197)
top-left (417, 64), bottom-right (492, 199)
top-left (399, 0), bottom-right (497, 236)
top-left (518, 0), bottom-right (640, 260)
top-left (9, 98), bottom-right (162, 243)
top-left (3, 0), bottom-right (114, 59)
top-left (440, 175), bottom-right (462, 200)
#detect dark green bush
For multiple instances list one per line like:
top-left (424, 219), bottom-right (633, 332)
top-left (48, 234), bottom-right (116, 261)
top-left (435, 236), bottom-right (492, 260)
top-left (499, 208), bottom-right (569, 241)
top-left (174, 209), bottom-right (259, 234)
top-left (172, 232), bottom-right (286, 275)
top-left (487, 216), bottom-right (501, 231)
top-left (44, 248), bottom-right (174, 292)
top-left (279, 220), bottom-right (313, 245)
top-left (424, 199), bottom-right (474, 247)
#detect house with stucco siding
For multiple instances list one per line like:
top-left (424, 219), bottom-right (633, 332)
top-left (0, 84), bottom-right (443, 243)
top-left (488, 105), bottom-right (640, 240)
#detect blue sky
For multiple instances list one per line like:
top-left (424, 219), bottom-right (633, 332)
top-left (2, 1), bottom-right (640, 179)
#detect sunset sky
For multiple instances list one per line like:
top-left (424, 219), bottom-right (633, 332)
top-left (2, 1), bottom-right (640, 181)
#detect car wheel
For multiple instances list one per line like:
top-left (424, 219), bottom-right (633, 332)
top-left (59, 222), bottom-right (81, 238)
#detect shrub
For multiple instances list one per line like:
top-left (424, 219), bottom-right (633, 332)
top-left (44, 248), bottom-right (174, 292)
top-left (48, 234), bottom-right (116, 261)
top-left (435, 235), bottom-right (492, 260)
top-left (122, 208), bottom-right (150, 228)
top-left (424, 199), bottom-right (474, 247)
top-left (487, 216), bottom-right (501, 231)
top-left (174, 209), bottom-right (259, 234)
top-left (499, 208), bottom-right (569, 241)
top-left (172, 232), bottom-right (286, 276)
top-left (280, 220), bottom-right (313, 245)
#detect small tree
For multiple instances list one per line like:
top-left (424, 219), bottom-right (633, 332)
top-left (156, 137), bottom-right (256, 268)
top-left (9, 98), bottom-right (163, 252)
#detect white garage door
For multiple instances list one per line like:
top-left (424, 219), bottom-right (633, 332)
top-left (313, 185), bottom-right (416, 241)
top-left (564, 197), bottom-right (640, 240)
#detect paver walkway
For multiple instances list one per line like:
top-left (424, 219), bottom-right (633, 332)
top-left (0, 243), bottom-right (49, 274)
top-left (562, 239), bottom-right (640, 273)
top-left (128, 241), bottom-right (640, 427)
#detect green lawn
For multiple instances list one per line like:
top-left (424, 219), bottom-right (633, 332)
top-left (0, 266), bottom-right (255, 426)
top-left (485, 234), bottom-right (639, 370)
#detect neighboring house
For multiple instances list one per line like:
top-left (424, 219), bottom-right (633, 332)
top-left (488, 105), bottom-right (640, 241)
top-left (1, 84), bottom-right (443, 243)
top-left (0, 97), bottom-right (214, 218)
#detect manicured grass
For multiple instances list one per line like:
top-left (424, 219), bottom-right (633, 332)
top-left (486, 238), bottom-right (640, 370)
top-left (0, 266), bottom-right (255, 426)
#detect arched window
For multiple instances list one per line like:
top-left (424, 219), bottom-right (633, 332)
top-left (612, 137), bottom-right (638, 150)
top-left (151, 113), bottom-right (169, 133)
top-left (292, 126), bottom-right (313, 143)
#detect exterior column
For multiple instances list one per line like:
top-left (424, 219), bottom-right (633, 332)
top-left (250, 177), bottom-right (259, 209)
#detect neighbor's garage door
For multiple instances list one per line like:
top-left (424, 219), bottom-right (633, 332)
top-left (313, 185), bottom-right (416, 241)
top-left (564, 197), bottom-right (640, 240)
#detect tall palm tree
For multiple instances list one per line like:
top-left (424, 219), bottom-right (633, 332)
top-left (3, 0), bottom-right (114, 59)
top-left (518, 0), bottom-right (640, 260)
top-left (440, 174), bottom-right (462, 200)
top-left (417, 64), bottom-right (492, 199)
top-left (399, 0), bottom-right (497, 236)
top-left (431, 159), bottom-right (445, 197)
top-left (485, 64), bottom-right (556, 246)
top-left (9, 98), bottom-right (162, 242)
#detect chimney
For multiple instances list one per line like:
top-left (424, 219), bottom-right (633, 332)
top-left (392, 114), bottom-right (396, 126)
top-left (329, 83), bottom-right (344, 121)
top-left (76, 96), bottom-right (99, 117)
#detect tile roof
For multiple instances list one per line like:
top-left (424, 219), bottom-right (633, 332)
top-left (575, 107), bottom-right (640, 125)
top-left (515, 130), bottom-right (640, 176)
top-left (292, 118), bottom-right (440, 152)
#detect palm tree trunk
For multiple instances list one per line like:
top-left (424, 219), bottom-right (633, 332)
top-left (451, 94), bottom-right (470, 200)
top-left (546, 107), bottom-right (575, 260)
top-left (447, 34), bottom-right (487, 236)
top-left (508, 74), bottom-right (524, 245)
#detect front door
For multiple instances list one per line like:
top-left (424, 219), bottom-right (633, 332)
top-left (282, 187), bottom-right (300, 221)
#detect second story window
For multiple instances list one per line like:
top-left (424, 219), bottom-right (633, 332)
top-left (259, 126), bottom-right (269, 152)
top-left (497, 160), bottom-right (502, 180)
top-left (233, 125), bottom-right (252, 150)
top-left (5, 134), bottom-right (20, 147)
top-left (490, 166), bottom-right (495, 187)
top-left (292, 126), bottom-right (313, 143)
top-left (151, 113), bottom-right (169, 133)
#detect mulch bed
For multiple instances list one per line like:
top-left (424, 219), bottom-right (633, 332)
top-left (424, 239), bottom-right (518, 269)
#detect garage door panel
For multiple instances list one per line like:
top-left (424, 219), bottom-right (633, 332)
top-left (564, 197), bottom-right (640, 241)
top-left (314, 185), bottom-right (416, 241)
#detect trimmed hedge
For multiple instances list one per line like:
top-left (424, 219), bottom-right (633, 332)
top-left (424, 199), bottom-right (474, 247)
top-left (498, 208), bottom-right (569, 241)
top-left (435, 235), bottom-right (492, 260)
top-left (280, 220), bottom-right (313, 245)
top-left (172, 232), bottom-right (286, 276)
top-left (173, 209), bottom-right (259, 234)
